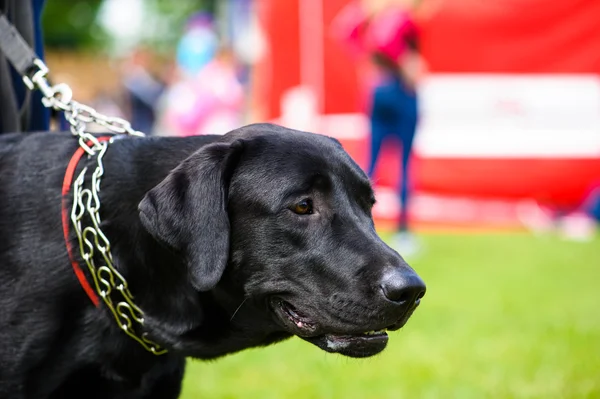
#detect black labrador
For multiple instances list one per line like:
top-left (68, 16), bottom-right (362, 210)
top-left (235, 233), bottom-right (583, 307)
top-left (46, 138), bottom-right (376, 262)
top-left (0, 123), bottom-right (425, 398)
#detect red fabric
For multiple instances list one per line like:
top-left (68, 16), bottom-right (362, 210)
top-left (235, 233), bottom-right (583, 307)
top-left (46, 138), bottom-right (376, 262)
top-left (255, 0), bottom-right (363, 117)
top-left (369, 154), bottom-right (600, 207)
top-left (419, 0), bottom-right (600, 73)
top-left (255, 0), bottom-right (600, 208)
top-left (254, 0), bottom-right (302, 119)
top-left (256, 0), bottom-right (600, 117)
top-left (61, 137), bottom-right (112, 307)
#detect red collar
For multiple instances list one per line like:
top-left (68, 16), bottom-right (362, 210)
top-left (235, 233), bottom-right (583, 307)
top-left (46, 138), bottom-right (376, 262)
top-left (61, 137), bottom-right (112, 307)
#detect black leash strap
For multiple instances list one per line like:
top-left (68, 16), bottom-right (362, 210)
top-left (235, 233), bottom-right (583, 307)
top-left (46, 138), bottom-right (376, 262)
top-left (0, 11), bottom-right (38, 77)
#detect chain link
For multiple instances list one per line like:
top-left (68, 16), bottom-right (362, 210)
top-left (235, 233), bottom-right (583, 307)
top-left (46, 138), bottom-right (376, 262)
top-left (25, 59), bottom-right (145, 155)
top-left (25, 59), bottom-right (166, 355)
top-left (71, 148), bottom-right (166, 355)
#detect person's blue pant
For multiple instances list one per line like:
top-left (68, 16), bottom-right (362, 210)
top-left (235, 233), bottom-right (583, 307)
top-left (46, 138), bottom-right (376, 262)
top-left (586, 188), bottom-right (600, 223)
top-left (367, 78), bottom-right (418, 232)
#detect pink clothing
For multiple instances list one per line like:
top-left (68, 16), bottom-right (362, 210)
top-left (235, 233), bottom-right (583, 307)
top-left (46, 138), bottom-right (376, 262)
top-left (333, 2), bottom-right (419, 63)
top-left (162, 59), bottom-right (243, 136)
top-left (368, 8), bottom-right (418, 62)
top-left (332, 2), bottom-right (420, 109)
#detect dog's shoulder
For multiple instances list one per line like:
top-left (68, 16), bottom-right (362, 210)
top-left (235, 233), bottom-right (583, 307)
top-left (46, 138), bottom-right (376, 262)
top-left (0, 132), bottom-right (78, 177)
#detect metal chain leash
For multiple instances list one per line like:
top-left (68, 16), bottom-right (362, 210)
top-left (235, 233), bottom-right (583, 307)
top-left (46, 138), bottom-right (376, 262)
top-left (23, 59), bottom-right (145, 155)
top-left (24, 59), bottom-right (167, 355)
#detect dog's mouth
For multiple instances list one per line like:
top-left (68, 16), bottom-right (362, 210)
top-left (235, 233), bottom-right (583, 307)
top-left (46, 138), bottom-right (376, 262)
top-left (271, 299), bottom-right (412, 358)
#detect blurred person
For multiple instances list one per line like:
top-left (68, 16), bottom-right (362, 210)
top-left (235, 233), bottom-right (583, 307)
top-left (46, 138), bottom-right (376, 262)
top-left (121, 48), bottom-right (165, 134)
top-left (590, 190), bottom-right (600, 224)
top-left (333, 0), bottom-right (425, 255)
top-left (156, 46), bottom-right (244, 137)
top-left (0, 0), bottom-right (49, 133)
top-left (561, 187), bottom-right (600, 239)
top-left (153, 12), bottom-right (244, 137)
top-left (518, 186), bottom-right (600, 241)
top-left (175, 12), bottom-right (218, 79)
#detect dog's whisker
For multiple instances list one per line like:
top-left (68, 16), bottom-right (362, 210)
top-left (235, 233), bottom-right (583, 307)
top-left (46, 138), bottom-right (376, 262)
top-left (230, 297), bottom-right (249, 322)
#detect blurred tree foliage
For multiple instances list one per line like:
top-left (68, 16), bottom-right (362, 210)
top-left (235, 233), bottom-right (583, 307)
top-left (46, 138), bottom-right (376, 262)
top-left (42, 0), bottom-right (216, 51)
top-left (42, 0), bottom-right (105, 49)
top-left (139, 0), bottom-right (218, 54)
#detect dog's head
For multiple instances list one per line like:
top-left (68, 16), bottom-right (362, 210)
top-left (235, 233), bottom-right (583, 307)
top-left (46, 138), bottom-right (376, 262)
top-left (139, 123), bottom-right (425, 358)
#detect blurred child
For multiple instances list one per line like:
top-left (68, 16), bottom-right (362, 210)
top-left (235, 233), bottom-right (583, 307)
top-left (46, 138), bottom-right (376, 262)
top-left (333, 0), bottom-right (425, 256)
top-left (154, 12), bottom-right (244, 137)
top-left (157, 46), bottom-right (244, 137)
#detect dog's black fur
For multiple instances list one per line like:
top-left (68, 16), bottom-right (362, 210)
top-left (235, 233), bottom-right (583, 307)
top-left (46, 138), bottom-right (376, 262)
top-left (0, 123), bottom-right (425, 398)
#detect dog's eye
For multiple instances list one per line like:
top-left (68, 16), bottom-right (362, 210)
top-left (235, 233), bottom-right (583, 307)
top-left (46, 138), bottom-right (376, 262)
top-left (291, 199), bottom-right (313, 215)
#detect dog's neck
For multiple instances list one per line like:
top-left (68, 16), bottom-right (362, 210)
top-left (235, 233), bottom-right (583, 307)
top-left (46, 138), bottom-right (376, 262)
top-left (94, 136), bottom-right (290, 359)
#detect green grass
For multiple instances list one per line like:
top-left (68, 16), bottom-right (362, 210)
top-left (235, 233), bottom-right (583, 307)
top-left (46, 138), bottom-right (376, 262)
top-left (180, 233), bottom-right (600, 399)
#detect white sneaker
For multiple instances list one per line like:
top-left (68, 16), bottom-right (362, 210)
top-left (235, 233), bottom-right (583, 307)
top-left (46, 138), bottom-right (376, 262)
top-left (391, 232), bottom-right (421, 258)
top-left (557, 212), bottom-right (596, 242)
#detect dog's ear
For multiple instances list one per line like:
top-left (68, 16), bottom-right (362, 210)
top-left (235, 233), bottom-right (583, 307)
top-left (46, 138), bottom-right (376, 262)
top-left (138, 141), bottom-right (243, 291)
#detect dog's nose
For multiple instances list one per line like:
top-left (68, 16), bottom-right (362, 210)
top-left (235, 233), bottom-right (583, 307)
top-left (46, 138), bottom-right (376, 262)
top-left (380, 270), bottom-right (426, 305)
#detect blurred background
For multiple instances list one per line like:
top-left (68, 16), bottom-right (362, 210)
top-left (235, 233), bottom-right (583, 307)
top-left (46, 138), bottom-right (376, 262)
top-left (31, 0), bottom-right (600, 396)
top-left (40, 0), bottom-right (600, 238)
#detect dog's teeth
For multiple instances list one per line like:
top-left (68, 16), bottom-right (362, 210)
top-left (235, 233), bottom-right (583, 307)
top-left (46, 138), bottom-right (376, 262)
top-left (363, 330), bottom-right (385, 335)
top-left (297, 321), bottom-right (303, 328)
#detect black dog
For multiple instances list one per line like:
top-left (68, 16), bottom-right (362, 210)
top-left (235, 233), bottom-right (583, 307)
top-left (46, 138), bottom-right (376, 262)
top-left (0, 123), bottom-right (425, 398)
